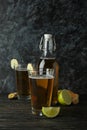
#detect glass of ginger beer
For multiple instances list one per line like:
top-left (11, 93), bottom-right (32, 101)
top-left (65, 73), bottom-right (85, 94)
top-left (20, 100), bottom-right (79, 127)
top-left (29, 68), bottom-right (54, 116)
top-left (15, 64), bottom-right (31, 100)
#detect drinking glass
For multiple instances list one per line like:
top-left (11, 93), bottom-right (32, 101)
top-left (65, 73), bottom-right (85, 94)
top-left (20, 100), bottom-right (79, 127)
top-left (29, 68), bottom-right (54, 116)
top-left (15, 64), bottom-right (31, 100)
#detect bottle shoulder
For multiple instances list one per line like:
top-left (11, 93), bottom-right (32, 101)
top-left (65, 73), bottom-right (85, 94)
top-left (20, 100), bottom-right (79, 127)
top-left (40, 57), bottom-right (55, 60)
top-left (39, 57), bottom-right (58, 63)
top-left (38, 57), bottom-right (59, 68)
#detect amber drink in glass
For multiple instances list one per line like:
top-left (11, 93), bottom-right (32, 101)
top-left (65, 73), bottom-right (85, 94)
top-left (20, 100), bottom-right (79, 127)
top-left (15, 64), bottom-right (30, 100)
top-left (29, 69), bottom-right (54, 116)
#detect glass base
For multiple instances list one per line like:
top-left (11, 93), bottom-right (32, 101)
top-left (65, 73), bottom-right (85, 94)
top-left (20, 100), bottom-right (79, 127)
top-left (32, 107), bottom-right (43, 116)
top-left (17, 95), bottom-right (31, 100)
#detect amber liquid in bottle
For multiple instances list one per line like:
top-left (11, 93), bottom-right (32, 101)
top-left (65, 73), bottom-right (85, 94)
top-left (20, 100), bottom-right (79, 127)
top-left (38, 57), bottom-right (59, 105)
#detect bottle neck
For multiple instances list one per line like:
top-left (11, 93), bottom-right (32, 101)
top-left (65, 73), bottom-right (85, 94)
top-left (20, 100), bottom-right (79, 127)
top-left (39, 34), bottom-right (56, 58)
top-left (40, 57), bottom-right (55, 59)
top-left (40, 40), bottom-right (56, 58)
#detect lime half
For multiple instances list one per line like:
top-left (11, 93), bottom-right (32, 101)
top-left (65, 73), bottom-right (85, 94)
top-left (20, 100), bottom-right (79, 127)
top-left (58, 89), bottom-right (72, 105)
top-left (42, 107), bottom-right (60, 118)
top-left (11, 59), bottom-right (18, 69)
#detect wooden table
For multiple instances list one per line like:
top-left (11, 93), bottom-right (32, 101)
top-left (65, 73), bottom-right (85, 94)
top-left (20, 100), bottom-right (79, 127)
top-left (0, 94), bottom-right (87, 130)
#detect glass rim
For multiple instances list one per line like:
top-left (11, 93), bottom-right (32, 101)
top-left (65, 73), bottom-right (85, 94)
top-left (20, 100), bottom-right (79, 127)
top-left (28, 68), bottom-right (54, 76)
top-left (15, 64), bottom-right (27, 71)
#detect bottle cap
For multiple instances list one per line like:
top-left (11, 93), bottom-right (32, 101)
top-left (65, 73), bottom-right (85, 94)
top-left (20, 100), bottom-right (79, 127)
top-left (44, 34), bottom-right (52, 39)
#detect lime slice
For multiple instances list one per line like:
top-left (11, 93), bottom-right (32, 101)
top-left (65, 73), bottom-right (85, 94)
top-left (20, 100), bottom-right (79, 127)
top-left (10, 59), bottom-right (18, 69)
top-left (42, 107), bottom-right (60, 118)
top-left (57, 89), bottom-right (62, 95)
top-left (8, 92), bottom-right (17, 99)
top-left (58, 89), bottom-right (72, 105)
top-left (27, 63), bottom-right (34, 71)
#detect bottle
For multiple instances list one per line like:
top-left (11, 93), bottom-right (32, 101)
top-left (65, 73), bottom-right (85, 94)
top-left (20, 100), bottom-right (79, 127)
top-left (38, 34), bottom-right (59, 105)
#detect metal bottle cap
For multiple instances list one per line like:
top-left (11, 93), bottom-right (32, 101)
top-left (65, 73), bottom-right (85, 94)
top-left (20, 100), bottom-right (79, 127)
top-left (44, 34), bottom-right (52, 39)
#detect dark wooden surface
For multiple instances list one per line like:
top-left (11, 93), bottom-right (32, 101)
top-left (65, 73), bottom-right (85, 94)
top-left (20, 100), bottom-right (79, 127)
top-left (0, 94), bottom-right (87, 130)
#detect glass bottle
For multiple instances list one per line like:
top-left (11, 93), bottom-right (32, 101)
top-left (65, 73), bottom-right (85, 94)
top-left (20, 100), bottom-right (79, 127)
top-left (38, 34), bottom-right (59, 105)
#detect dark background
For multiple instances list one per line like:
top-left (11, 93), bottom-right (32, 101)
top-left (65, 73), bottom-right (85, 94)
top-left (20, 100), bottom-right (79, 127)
top-left (0, 0), bottom-right (87, 94)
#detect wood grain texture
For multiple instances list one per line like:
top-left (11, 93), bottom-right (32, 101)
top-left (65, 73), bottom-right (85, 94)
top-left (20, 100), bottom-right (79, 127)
top-left (0, 94), bottom-right (87, 130)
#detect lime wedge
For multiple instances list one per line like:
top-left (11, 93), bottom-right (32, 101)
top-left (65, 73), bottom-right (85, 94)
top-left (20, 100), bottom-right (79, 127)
top-left (10, 59), bottom-right (18, 69)
top-left (27, 63), bottom-right (34, 71)
top-left (42, 107), bottom-right (60, 118)
top-left (58, 89), bottom-right (72, 105)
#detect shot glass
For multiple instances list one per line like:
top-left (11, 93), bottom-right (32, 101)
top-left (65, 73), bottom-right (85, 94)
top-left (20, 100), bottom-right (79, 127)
top-left (29, 68), bottom-right (54, 116)
top-left (15, 64), bottom-right (31, 100)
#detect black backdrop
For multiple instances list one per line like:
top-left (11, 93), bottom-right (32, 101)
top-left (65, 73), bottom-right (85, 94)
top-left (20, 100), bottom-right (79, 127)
top-left (0, 0), bottom-right (87, 94)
